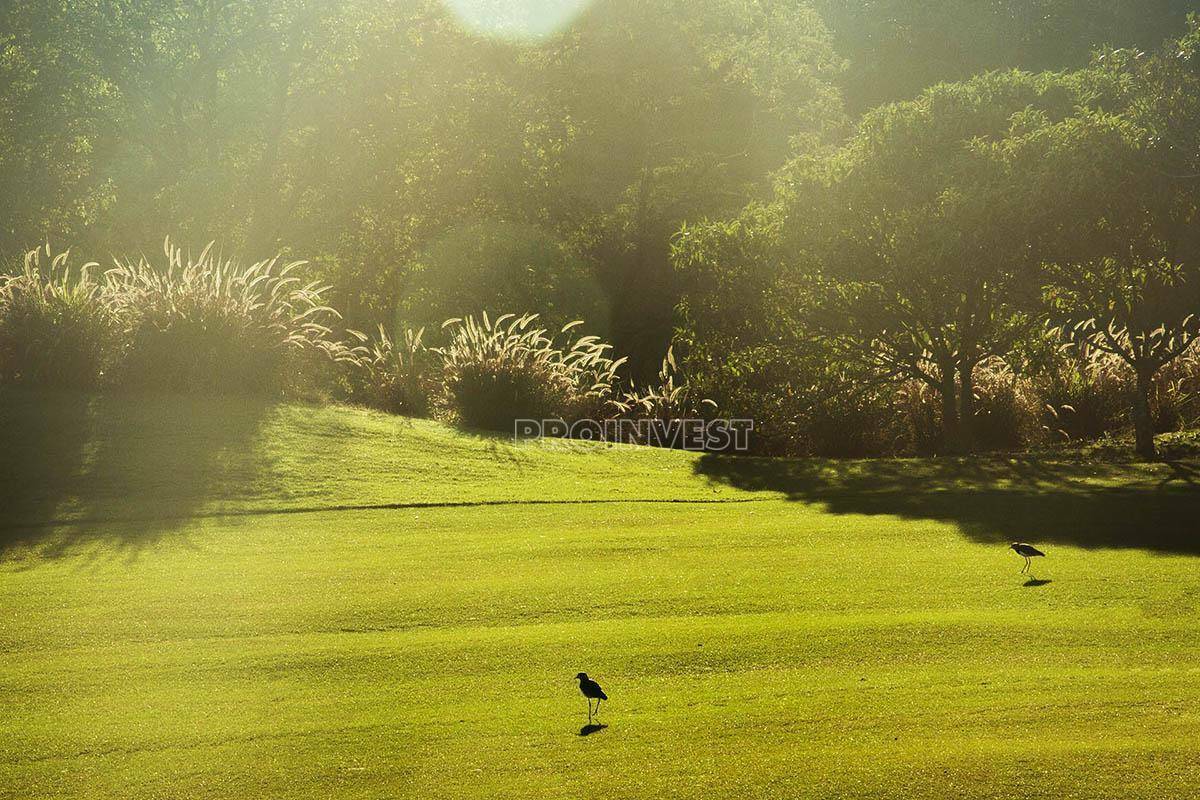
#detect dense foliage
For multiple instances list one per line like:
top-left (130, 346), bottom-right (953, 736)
top-left (0, 240), bottom-right (358, 395)
top-left (3, 4), bottom-right (1200, 458)
top-left (0, 247), bottom-right (118, 389)
top-left (676, 19), bottom-right (1200, 459)
top-left (0, 0), bottom-right (843, 380)
top-left (435, 313), bottom-right (623, 430)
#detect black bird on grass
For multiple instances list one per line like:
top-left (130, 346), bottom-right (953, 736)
top-left (1010, 542), bottom-right (1046, 573)
top-left (575, 673), bottom-right (607, 723)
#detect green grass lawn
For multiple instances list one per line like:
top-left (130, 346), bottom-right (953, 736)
top-left (3, 393), bottom-right (1200, 799)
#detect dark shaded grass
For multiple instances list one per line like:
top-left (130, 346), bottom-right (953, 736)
top-left (0, 390), bottom-right (91, 528)
top-left (695, 454), bottom-right (1200, 555)
top-left (0, 391), bottom-right (271, 558)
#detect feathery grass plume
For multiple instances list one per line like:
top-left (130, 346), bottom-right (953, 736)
top-left (616, 346), bottom-right (715, 421)
top-left (103, 237), bottom-right (360, 395)
top-left (0, 244), bottom-right (120, 389)
top-left (1156, 347), bottom-right (1200, 432)
top-left (435, 313), bottom-right (626, 432)
top-left (967, 358), bottom-right (1044, 451)
top-left (344, 324), bottom-right (433, 416)
top-left (1032, 337), bottom-right (1131, 442)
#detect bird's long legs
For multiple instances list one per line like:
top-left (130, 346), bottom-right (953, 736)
top-left (1021, 556), bottom-right (1030, 574)
top-left (587, 699), bottom-right (594, 723)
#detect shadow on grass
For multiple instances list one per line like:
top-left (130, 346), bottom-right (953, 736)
top-left (0, 390), bottom-right (92, 531)
top-left (578, 723), bottom-right (608, 736)
top-left (1023, 578), bottom-right (1053, 587)
top-left (1160, 460), bottom-right (1200, 486)
top-left (694, 454), bottom-right (1200, 556)
top-left (0, 391), bottom-right (274, 560)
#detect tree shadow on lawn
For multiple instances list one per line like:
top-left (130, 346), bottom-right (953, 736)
top-left (694, 454), bottom-right (1200, 556)
top-left (0, 391), bottom-right (274, 561)
top-left (0, 390), bottom-right (92, 533)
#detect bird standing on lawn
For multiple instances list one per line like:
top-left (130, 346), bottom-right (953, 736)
top-left (1010, 542), bottom-right (1046, 573)
top-left (575, 673), bottom-right (607, 723)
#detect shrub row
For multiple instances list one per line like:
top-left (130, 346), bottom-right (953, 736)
top-left (679, 338), bottom-right (1200, 457)
top-left (339, 313), bottom-right (694, 436)
top-left (0, 242), bottom-right (356, 396)
top-left (0, 243), bottom-right (657, 436)
top-left (8, 241), bottom-right (1199, 453)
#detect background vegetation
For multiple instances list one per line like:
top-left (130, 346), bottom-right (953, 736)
top-left (2, 1), bottom-right (1200, 459)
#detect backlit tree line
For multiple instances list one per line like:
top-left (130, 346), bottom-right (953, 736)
top-left (2, 1), bottom-right (1198, 458)
top-left (676, 25), bottom-right (1200, 459)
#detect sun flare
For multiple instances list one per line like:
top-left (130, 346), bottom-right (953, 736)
top-left (441, 0), bottom-right (593, 40)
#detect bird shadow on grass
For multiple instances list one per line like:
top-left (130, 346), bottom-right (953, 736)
top-left (578, 723), bottom-right (608, 736)
top-left (695, 453), bottom-right (1200, 556)
top-left (0, 390), bottom-right (274, 562)
top-left (1023, 578), bottom-right (1052, 587)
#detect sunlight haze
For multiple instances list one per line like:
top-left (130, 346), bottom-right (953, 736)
top-left (441, 0), bottom-right (593, 39)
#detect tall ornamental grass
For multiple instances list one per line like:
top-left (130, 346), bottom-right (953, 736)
top-left (344, 324), bottom-right (434, 416)
top-left (435, 313), bottom-right (625, 431)
top-left (102, 238), bottom-right (359, 394)
top-left (0, 240), bottom-right (360, 397)
top-left (0, 245), bottom-right (119, 389)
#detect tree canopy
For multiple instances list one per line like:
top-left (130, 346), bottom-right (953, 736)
top-left (3, 2), bottom-right (1199, 457)
top-left (674, 17), bottom-right (1200, 457)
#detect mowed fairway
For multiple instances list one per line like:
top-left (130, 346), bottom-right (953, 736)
top-left (3, 396), bottom-right (1200, 799)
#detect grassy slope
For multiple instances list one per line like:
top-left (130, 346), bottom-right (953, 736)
top-left (2, 394), bottom-right (1199, 799)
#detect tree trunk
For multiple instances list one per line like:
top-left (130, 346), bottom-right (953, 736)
top-left (1132, 366), bottom-right (1156, 461)
top-left (957, 359), bottom-right (975, 452)
top-left (939, 364), bottom-right (961, 454)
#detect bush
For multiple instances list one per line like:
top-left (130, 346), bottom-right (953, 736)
top-left (967, 360), bottom-right (1045, 452)
top-left (1032, 342), bottom-right (1131, 442)
top-left (1151, 351), bottom-right (1200, 433)
top-left (617, 347), bottom-right (714, 420)
top-left (1029, 337), bottom-right (1200, 444)
top-left (675, 338), bottom-right (1055, 457)
top-left (436, 313), bottom-right (623, 432)
top-left (674, 335), bottom-right (941, 457)
top-left (103, 239), bottom-right (358, 395)
top-left (343, 324), bottom-right (435, 416)
top-left (0, 245), bottom-right (120, 389)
